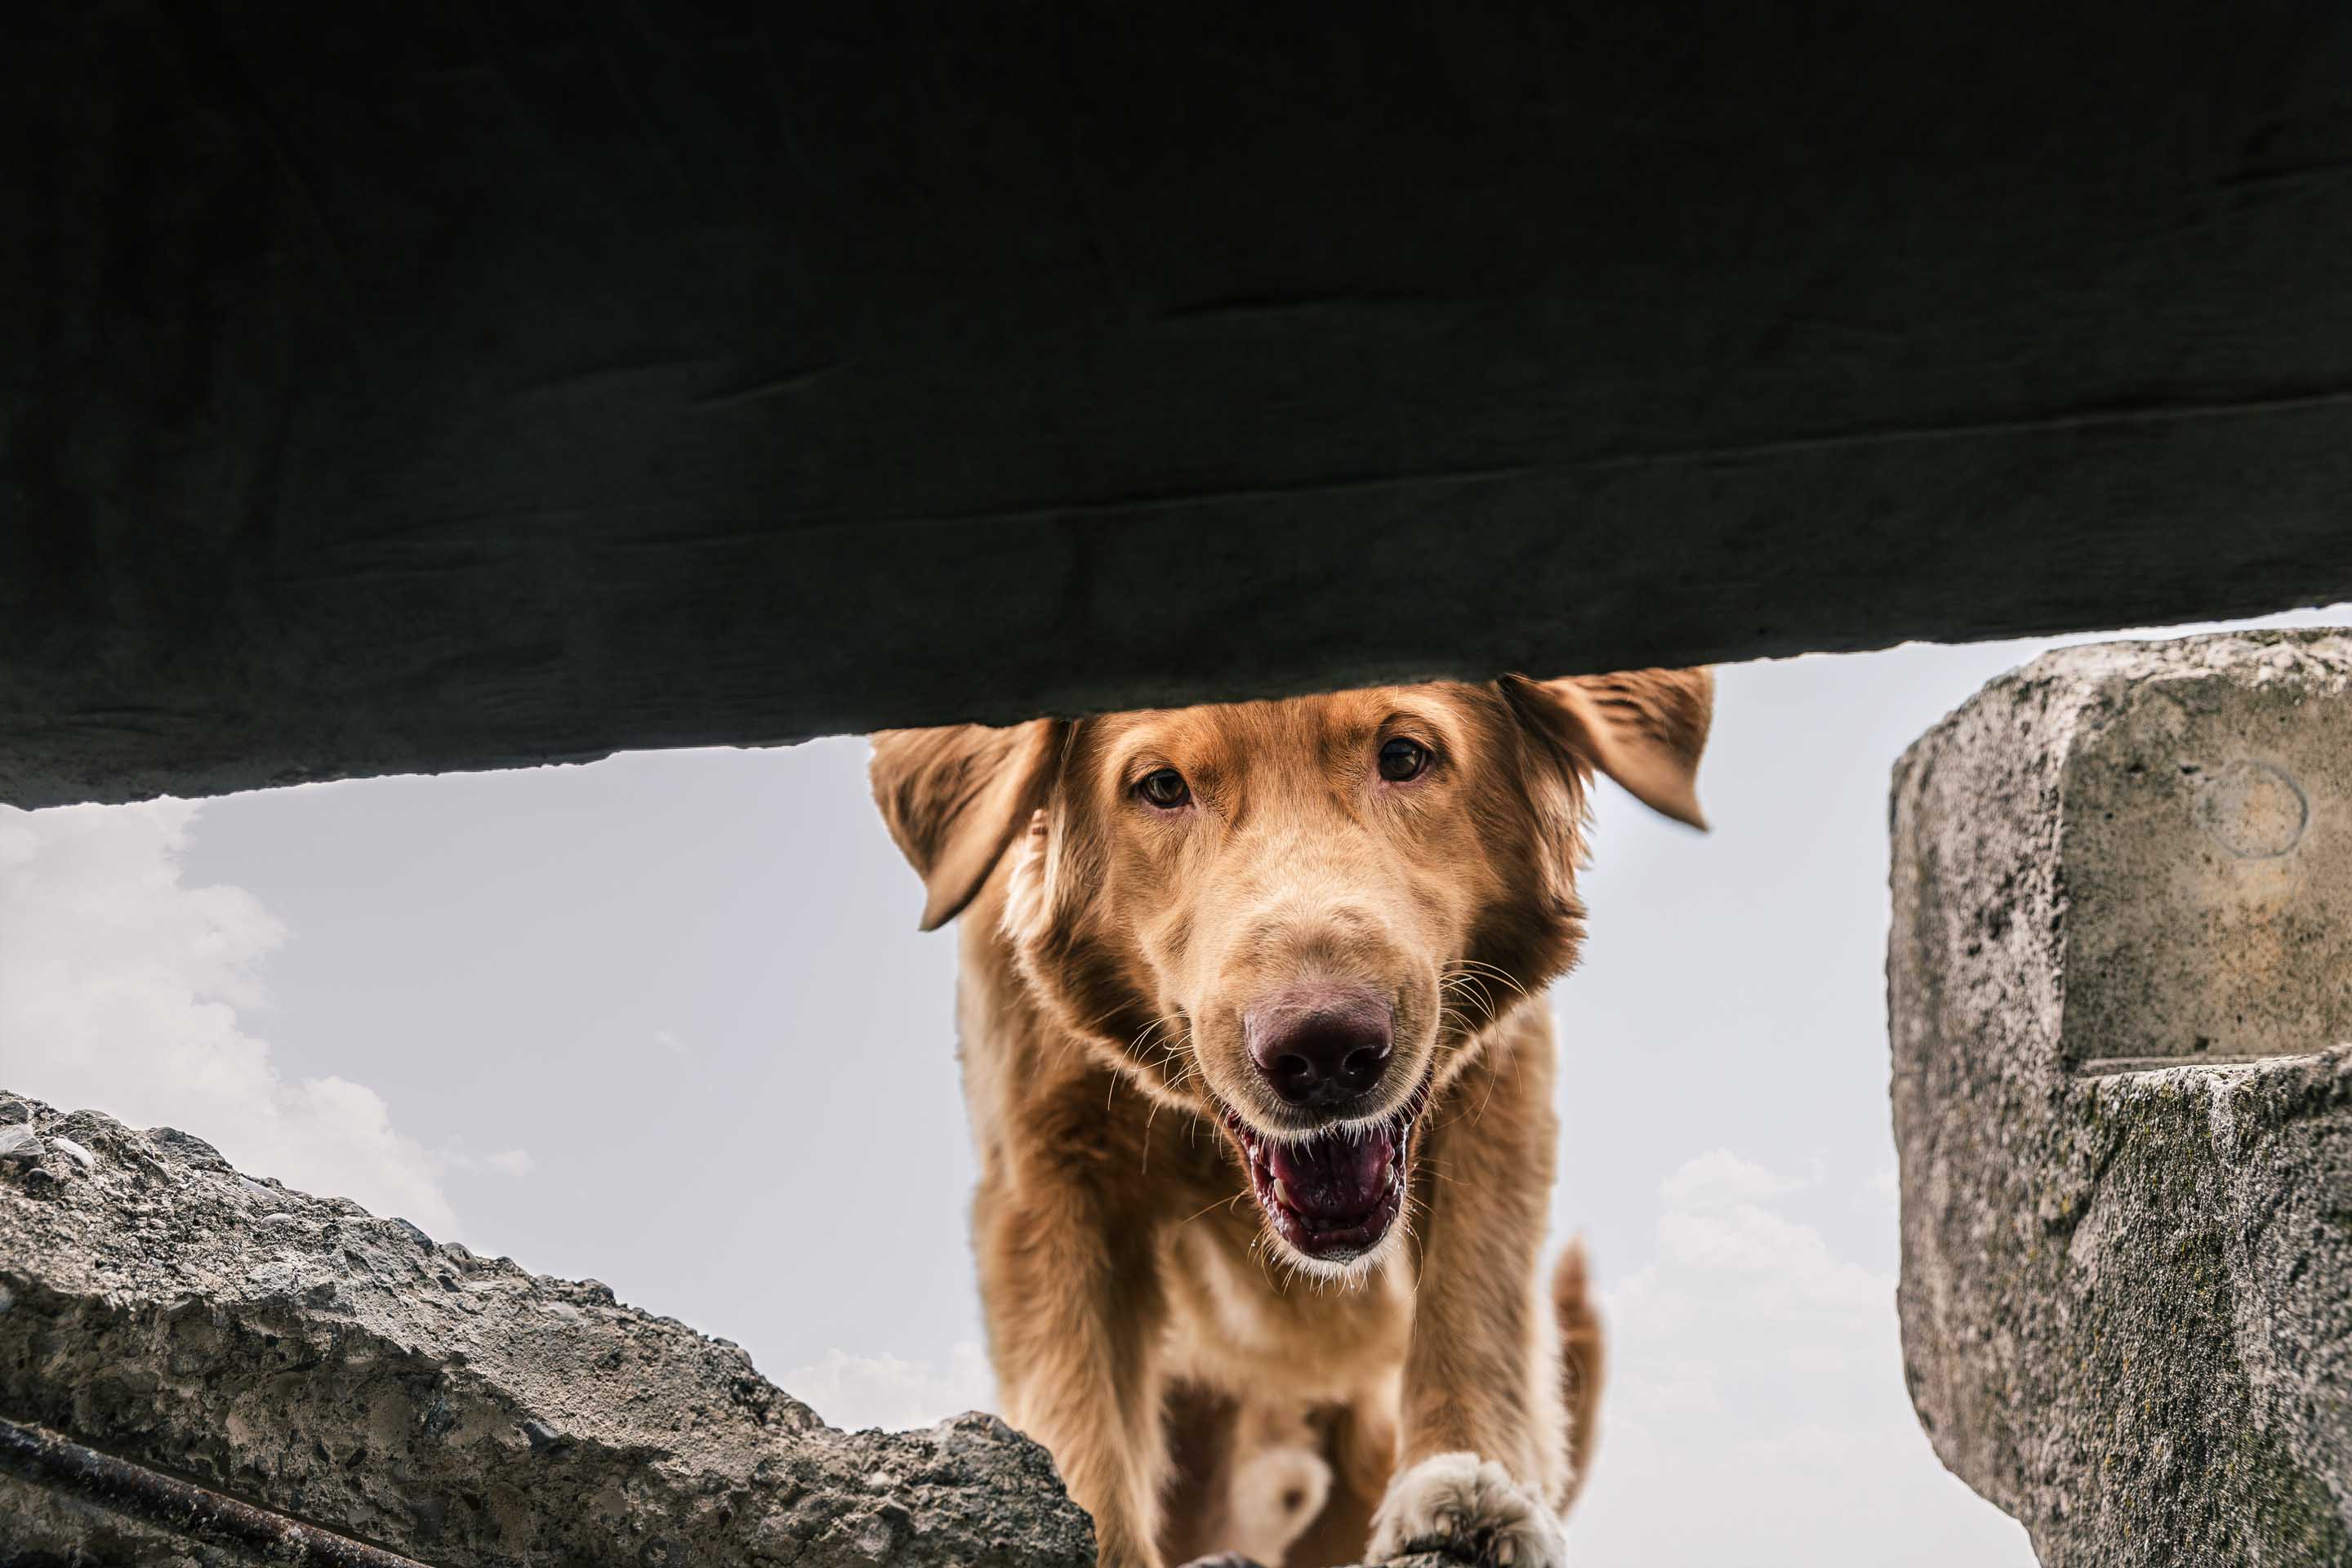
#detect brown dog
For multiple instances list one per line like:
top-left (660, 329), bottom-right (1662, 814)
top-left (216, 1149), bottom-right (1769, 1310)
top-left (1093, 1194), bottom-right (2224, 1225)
top-left (870, 670), bottom-right (1711, 1568)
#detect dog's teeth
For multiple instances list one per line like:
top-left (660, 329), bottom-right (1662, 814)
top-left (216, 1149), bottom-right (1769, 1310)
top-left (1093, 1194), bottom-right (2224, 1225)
top-left (1384, 1165), bottom-right (1399, 1192)
top-left (1272, 1178), bottom-right (1295, 1210)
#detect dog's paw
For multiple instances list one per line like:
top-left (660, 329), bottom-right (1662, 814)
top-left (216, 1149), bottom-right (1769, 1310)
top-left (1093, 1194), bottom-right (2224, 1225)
top-left (1366, 1452), bottom-right (1566, 1567)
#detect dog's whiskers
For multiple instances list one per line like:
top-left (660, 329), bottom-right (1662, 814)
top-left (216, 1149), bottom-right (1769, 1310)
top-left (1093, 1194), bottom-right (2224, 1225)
top-left (1437, 969), bottom-right (1517, 1040)
top-left (1116, 1014), bottom-right (1195, 1165)
top-left (1127, 1011), bottom-right (1187, 1059)
top-left (1448, 957), bottom-right (1530, 1003)
top-left (1468, 1028), bottom-right (1532, 1128)
top-left (1176, 1189), bottom-right (1251, 1230)
top-left (1434, 998), bottom-right (1486, 1044)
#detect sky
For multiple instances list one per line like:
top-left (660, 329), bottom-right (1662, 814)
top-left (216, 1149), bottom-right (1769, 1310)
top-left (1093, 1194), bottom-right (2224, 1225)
top-left (5, 604), bottom-right (2345, 1566)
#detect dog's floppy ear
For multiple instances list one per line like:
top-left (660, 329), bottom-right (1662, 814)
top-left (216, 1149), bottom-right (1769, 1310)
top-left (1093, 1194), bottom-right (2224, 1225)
top-left (1502, 667), bottom-right (1714, 830)
top-left (870, 720), bottom-right (1063, 930)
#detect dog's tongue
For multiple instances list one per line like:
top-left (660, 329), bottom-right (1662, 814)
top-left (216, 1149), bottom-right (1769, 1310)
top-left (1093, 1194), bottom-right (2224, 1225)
top-left (1267, 1125), bottom-right (1396, 1223)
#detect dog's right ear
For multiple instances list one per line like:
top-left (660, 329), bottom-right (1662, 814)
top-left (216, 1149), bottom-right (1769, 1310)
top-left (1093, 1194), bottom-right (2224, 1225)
top-left (869, 721), bottom-right (1063, 931)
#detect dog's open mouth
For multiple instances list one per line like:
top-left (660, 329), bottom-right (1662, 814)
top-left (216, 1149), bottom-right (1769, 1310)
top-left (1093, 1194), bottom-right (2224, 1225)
top-left (1220, 1080), bottom-right (1430, 1263)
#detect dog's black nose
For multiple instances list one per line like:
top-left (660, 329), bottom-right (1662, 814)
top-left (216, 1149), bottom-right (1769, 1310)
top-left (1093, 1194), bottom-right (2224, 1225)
top-left (1245, 987), bottom-right (1395, 1107)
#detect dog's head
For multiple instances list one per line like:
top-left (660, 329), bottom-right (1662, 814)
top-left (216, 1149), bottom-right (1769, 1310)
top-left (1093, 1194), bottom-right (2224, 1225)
top-left (871, 672), bottom-right (1711, 1276)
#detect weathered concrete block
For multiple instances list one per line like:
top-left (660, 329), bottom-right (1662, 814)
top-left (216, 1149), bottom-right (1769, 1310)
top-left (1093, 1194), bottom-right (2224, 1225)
top-left (1890, 630), bottom-right (2352, 1566)
top-left (0, 1091), bottom-right (1094, 1567)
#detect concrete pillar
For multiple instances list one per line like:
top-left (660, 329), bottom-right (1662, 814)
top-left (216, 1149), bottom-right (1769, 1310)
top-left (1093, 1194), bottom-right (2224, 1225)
top-left (1890, 630), bottom-right (2352, 1564)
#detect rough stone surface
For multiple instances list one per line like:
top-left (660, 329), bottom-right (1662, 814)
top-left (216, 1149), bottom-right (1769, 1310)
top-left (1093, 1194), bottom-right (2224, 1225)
top-left (2056, 643), bottom-right (2352, 1073)
top-left (1889, 630), bottom-right (2352, 1566)
top-left (0, 1094), bottom-right (1094, 1567)
top-left (10, 2), bottom-right (2352, 809)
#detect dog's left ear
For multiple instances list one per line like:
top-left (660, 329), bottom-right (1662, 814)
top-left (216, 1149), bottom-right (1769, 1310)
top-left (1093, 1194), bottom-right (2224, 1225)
top-left (869, 720), bottom-right (1064, 930)
top-left (1503, 667), bottom-right (1715, 830)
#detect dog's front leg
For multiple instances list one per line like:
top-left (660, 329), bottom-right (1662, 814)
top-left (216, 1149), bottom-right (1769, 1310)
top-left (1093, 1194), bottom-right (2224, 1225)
top-left (1370, 1029), bottom-right (1570, 1568)
top-left (974, 1169), bottom-right (1168, 1568)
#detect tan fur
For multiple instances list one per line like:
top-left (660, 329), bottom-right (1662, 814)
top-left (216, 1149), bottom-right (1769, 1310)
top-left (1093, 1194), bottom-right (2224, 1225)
top-left (1552, 1238), bottom-right (1604, 1512)
top-left (871, 671), bottom-right (1711, 1567)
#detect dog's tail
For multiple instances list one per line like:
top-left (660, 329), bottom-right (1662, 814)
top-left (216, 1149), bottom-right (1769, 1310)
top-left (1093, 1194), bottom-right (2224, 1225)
top-left (1552, 1236), bottom-right (1605, 1512)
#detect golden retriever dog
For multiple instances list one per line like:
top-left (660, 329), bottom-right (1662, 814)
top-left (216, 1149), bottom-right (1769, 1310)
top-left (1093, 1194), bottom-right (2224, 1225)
top-left (869, 670), bottom-right (1711, 1568)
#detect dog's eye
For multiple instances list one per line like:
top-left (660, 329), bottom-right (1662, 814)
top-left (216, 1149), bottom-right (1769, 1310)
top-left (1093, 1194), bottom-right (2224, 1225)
top-left (1378, 737), bottom-right (1432, 782)
top-left (1136, 768), bottom-right (1192, 809)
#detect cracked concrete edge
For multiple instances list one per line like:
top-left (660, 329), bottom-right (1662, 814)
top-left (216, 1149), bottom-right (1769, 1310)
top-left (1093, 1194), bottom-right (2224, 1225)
top-left (0, 1090), bottom-right (1096, 1567)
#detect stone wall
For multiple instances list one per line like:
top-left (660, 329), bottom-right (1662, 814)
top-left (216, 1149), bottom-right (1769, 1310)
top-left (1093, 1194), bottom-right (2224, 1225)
top-left (1889, 630), bottom-right (2352, 1565)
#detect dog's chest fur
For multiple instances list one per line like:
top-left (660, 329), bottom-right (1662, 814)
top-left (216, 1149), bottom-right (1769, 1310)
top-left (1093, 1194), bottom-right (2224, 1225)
top-left (1159, 1221), bottom-right (1415, 1401)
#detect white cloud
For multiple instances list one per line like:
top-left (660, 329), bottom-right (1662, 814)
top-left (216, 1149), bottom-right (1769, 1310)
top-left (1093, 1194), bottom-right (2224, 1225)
top-left (1658, 1146), bottom-right (1811, 1212)
top-left (434, 1145), bottom-right (537, 1180)
top-left (0, 801), bottom-right (463, 1240)
top-left (653, 1028), bottom-right (687, 1055)
top-left (1566, 1152), bottom-right (2032, 1567)
top-left (782, 1340), bottom-right (996, 1432)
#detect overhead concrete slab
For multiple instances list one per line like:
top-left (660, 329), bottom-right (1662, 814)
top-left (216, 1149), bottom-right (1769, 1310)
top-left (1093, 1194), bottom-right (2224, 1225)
top-left (7, 3), bottom-right (2352, 807)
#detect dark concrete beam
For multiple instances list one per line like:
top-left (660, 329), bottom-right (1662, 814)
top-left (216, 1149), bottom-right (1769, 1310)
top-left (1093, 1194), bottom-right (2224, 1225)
top-left (7, 2), bottom-right (2352, 806)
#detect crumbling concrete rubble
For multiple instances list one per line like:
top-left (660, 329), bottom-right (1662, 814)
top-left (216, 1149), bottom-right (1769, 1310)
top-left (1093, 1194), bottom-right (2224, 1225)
top-left (0, 1090), bottom-right (1094, 1566)
top-left (1890, 630), bottom-right (2352, 1566)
